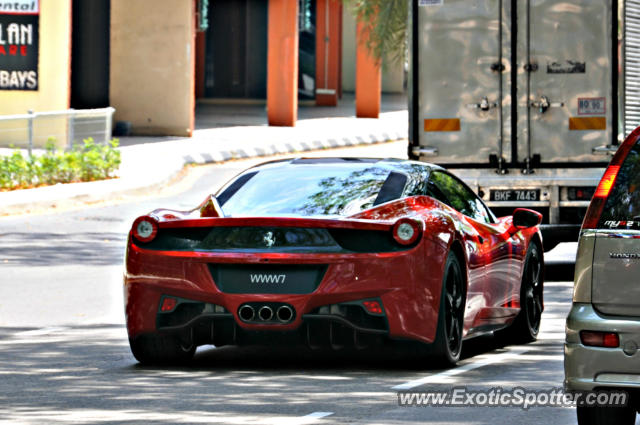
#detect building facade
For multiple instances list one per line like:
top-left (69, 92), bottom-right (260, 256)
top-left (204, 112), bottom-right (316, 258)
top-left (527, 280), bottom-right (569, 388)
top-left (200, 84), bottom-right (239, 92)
top-left (0, 0), bottom-right (404, 138)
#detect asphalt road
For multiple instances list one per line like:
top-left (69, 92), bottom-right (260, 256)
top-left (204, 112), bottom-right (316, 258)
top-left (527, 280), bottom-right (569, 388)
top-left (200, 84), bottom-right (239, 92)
top-left (0, 142), bottom-right (612, 424)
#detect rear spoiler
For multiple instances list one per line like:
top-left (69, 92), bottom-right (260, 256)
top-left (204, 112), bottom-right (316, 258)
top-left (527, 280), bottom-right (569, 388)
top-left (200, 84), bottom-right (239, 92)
top-left (155, 216), bottom-right (395, 232)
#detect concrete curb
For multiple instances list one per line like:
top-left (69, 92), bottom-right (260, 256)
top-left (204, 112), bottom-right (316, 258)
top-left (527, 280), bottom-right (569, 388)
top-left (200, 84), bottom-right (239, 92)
top-left (0, 131), bottom-right (407, 216)
top-left (177, 130), bottom-right (406, 165)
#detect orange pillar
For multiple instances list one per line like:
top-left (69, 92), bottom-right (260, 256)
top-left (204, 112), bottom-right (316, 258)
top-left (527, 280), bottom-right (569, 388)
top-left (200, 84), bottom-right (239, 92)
top-left (195, 31), bottom-right (206, 99)
top-left (189, 0), bottom-right (197, 136)
top-left (267, 0), bottom-right (299, 126)
top-left (338, 6), bottom-right (343, 99)
top-left (355, 16), bottom-right (381, 118)
top-left (315, 0), bottom-right (342, 106)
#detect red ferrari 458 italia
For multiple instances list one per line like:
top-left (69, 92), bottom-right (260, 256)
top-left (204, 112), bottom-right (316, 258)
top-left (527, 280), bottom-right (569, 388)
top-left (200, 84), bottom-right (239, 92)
top-left (124, 158), bottom-right (543, 365)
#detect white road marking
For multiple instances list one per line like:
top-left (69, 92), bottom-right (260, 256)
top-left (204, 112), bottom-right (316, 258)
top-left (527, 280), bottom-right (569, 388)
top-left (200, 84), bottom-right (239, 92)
top-left (283, 375), bottom-right (351, 381)
top-left (0, 410), bottom-right (335, 424)
top-left (391, 346), bottom-right (532, 390)
top-left (270, 412), bottom-right (333, 425)
top-left (303, 412), bottom-right (333, 418)
top-left (537, 332), bottom-right (567, 340)
top-left (13, 327), bottom-right (69, 337)
top-left (543, 281), bottom-right (574, 288)
top-left (542, 301), bottom-right (573, 306)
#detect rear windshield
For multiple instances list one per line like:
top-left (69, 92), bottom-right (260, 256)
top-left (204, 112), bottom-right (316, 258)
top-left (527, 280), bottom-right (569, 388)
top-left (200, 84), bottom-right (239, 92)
top-left (599, 139), bottom-right (640, 227)
top-left (218, 165), bottom-right (413, 217)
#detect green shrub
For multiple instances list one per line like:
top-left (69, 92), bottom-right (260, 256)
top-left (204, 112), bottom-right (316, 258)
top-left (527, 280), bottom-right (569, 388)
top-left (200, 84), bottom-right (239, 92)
top-left (0, 138), bottom-right (121, 190)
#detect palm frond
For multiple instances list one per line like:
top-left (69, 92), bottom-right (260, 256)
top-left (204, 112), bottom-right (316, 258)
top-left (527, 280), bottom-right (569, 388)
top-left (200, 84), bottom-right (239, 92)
top-left (344, 0), bottom-right (408, 64)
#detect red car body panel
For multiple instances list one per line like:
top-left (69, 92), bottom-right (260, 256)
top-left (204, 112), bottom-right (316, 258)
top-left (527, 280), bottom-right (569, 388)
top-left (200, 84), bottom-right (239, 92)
top-left (124, 194), bottom-right (542, 345)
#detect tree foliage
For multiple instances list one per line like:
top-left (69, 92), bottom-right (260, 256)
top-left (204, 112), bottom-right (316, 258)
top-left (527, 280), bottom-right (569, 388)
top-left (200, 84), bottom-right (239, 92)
top-left (344, 0), bottom-right (408, 64)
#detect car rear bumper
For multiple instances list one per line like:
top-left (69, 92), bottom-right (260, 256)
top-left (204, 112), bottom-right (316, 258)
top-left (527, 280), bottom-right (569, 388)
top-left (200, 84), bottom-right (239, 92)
top-left (134, 294), bottom-right (390, 349)
top-left (565, 303), bottom-right (640, 392)
top-left (124, 239), bottom-right (447, 346)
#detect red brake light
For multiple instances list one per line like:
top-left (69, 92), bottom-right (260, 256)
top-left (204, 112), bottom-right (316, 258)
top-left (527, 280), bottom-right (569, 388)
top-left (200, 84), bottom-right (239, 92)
top-left (392, 218), bottom-right (422, 245)
top-left (160, 297), bottom-right (178, 312)
top-left (580, 331), bottom-right (619, 348)
top-left (132, 215), bottom-right (158, 243)
top-left (582, 166), bottom-right (621, 229)
top-left (362, 300), bottom-right (383, 315)
top-left (593, 165), bottom-right (620, 198)
top-left (581, 196), bottom-right (607, 230)
top-left (582, 128), bottom-right (640, 230)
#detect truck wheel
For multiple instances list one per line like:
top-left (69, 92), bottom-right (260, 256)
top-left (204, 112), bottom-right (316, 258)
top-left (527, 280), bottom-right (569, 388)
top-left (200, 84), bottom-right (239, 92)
top-left (129, 334), bottom-right (196, 365)
top-left (497, 243), bottom-right (543, 344)
top-left (431, 252), bottom-right (465, 366)
top-left (577, 406), bottom-right (636, 425)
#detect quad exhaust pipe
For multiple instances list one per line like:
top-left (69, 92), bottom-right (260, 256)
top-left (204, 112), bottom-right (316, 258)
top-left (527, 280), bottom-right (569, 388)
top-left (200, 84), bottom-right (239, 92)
top-left (258, 306), bottom-right (274, 321)
top-left (238, 303), bottom-right (295, 323)
top-left (276, 305), bottom-right (294, 323)
top-left (238, 304), bottom-right (255, 322)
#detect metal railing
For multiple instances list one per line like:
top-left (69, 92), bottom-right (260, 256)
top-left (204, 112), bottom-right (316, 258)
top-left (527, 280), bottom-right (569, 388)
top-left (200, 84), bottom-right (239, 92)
top-left (0, 107), bottom-right (115, 156)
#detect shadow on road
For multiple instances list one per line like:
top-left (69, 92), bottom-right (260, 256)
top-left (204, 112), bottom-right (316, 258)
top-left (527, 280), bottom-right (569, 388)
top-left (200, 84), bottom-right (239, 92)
top-left (0, 316), bottom-right (563, 422)
top-left (0, 232), bottom-right (126, 266)
top-left (544, 262), bottom-right (575, 282)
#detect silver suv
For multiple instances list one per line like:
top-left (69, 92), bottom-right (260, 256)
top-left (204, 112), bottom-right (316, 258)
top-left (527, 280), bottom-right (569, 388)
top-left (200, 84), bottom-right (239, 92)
top-left (565, 127), bottom-right (640, 424)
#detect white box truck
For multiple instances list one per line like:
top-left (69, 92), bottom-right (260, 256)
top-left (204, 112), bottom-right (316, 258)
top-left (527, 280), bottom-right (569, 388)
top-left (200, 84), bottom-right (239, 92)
top-left (408, 0), bottom-right (640, 248)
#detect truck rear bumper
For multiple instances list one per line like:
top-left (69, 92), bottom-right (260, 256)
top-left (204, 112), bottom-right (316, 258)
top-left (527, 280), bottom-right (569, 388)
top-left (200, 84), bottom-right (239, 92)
top-left (449, 168), bottom-right (604, 225)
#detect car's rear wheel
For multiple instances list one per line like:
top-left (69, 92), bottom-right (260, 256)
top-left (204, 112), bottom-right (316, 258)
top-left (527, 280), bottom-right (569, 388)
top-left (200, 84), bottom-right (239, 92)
top-left (577, 405), bottom-right (636, 425)
top-left (497, 242), bottom-right (543, 344)
top-left (432, 251), bottom-right (465, 365)
top-left (129, 334), bottom-right (196, 365)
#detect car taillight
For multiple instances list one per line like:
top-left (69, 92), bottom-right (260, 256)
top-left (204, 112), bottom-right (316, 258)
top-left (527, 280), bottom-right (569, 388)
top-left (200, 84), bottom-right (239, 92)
top-left (160, 296), bottom-right (178, 312)
top-left (392, 218), bottom-right (422, 245)
top-left (132, 215), bottom-right (158, 243)
top-left (582, 167), bottom-right (620, 229)
top-left (593, 166), bottom-right (621, 199)
top-left (580, 331), bottom-right (620, 348)
top-left (362, 300), bottom-right (383, 315)
top-left (582, 128), bottom-right (640, 230)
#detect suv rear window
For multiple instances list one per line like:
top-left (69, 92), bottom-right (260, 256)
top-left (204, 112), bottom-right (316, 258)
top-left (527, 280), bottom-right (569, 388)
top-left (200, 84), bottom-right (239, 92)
top-left (599, 139), bottom-right (640, 226)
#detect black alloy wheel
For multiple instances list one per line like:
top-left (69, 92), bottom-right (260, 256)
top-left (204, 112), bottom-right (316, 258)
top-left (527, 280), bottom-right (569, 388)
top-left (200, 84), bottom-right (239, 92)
top-left (523, 243), bottom-right (543, 337)
top-left (496, 242), bottom-right (543, 344)
top-left (432, 251), bottom-right (465, 365)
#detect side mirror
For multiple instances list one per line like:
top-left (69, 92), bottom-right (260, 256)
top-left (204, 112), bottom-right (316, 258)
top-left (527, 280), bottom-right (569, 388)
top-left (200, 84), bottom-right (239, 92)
top-left (199, 195), bottom-right (224, 218)
top-left (512, 208), bottom-right (542, 229)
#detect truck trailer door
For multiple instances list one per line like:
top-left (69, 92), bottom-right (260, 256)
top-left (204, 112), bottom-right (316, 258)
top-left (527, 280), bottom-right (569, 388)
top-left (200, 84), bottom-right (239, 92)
top-left (517, 0), bottom-right (612, 166)
top-left (414, 0), bottom-right (509, 165)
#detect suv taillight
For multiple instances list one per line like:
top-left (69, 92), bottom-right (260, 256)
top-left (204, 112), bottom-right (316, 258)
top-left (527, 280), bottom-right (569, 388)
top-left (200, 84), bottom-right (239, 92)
top-left (581, 128), bottom-right (640, 230)
top-left (580, 331), bottom-right (620, 348)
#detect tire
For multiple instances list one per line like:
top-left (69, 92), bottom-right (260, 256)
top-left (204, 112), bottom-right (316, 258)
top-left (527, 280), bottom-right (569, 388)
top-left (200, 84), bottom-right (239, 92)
top-left (129, 334), bottom-right (196, 365)
top-left (431, 251), bottom-right (466, 366)
top-left (498, 242), bottom-right (543, 344)
top-left (577, 406), bottom-right (636, 425)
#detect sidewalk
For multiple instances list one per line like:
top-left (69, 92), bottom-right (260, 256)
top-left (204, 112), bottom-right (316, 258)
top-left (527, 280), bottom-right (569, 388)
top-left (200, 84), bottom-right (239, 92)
top-left (0, 94), bottom-right (408, 215)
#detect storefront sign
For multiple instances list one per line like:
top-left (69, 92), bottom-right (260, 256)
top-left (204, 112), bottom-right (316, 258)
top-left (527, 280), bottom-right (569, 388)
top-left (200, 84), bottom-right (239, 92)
top-left (0, 0), bottom-right (39, 90)
top-left (197, 0), bottom-right (208, 31)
